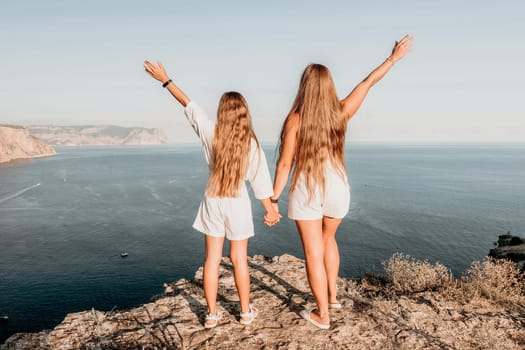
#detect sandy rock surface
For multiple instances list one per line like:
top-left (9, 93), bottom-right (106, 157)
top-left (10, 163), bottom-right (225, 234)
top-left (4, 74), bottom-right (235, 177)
top-left (2, 254), bottom-right (524, 349)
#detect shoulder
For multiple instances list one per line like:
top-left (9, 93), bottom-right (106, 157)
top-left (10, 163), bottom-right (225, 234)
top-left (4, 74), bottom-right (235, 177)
top-left (285, 112), bottom-right (300, 132)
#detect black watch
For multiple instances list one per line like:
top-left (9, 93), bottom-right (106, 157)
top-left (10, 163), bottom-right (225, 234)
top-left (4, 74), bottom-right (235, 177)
top-left (270, 197), bottom-right (278, 204)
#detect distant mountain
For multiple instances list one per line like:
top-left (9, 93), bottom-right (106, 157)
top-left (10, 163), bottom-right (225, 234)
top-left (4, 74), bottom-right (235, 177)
top-left (0, 124), bottom-right (56, 163)
top-left (27, 125), bottom-right (168, 146)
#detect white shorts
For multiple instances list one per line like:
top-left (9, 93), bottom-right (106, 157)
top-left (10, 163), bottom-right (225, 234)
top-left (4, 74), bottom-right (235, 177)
top-left (288, 167), bottom-right (350, 221)
top-left (192, 185), bottom-right (254, 241)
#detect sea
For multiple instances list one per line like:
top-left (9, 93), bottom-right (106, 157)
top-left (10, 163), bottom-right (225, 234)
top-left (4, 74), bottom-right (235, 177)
top-left (1, 144), bottom-right (524, 343)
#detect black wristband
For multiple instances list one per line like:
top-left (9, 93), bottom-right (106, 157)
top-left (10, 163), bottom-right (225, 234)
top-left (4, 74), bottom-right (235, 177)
top-left (162, 79), bottom-right (172, 88)
top-left (270, 197), bottom-right (278, 204)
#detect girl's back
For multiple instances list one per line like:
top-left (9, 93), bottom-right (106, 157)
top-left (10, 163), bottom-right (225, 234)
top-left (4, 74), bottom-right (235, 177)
top-left (183, 98), bottom-right (273, 201)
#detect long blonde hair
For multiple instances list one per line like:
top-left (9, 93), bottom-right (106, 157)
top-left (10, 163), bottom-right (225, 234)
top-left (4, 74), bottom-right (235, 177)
top-left (206, 91), bottom-right (260, 197)
top-left (279, 64), bottom-right (346, 200)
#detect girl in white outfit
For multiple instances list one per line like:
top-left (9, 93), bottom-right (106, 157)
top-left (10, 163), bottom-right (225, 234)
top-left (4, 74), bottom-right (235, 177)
top-left (144, 61), bottom-right (280, 328)
top-left (271, 35), bottom-right (413, 329)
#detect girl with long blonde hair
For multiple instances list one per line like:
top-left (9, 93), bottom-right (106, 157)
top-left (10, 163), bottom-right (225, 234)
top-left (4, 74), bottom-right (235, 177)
top-left (144, 61), bottom-right (280, 328)
top-left (272, 35), bottom-right (413, 329)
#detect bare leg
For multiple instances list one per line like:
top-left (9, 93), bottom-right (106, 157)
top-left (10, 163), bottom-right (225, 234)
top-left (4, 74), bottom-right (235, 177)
top-left (322, 216), bottom-right (342, 304)
top-left (230, 239), bottom-right (256, 322)
top-left (203, 235), bottom-right (224, 324)
top-left (296, 219), bottom-right (330, 325)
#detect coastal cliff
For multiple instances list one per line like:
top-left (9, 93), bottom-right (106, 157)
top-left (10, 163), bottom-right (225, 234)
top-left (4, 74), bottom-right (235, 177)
top-left (2, 254), bottom-right (524, 350)
top-left (27, 125), bottom-right (168, 146)
top-left (0, 125), bottom-right (56, 163)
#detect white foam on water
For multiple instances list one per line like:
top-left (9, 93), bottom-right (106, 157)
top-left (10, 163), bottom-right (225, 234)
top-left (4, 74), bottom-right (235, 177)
top-left (84, 186), bottom-right (101, 198)
top-left (0, 183), bottom-right (41, 205)
top-left (149, 188), bottom-right (161, 201)
top-left (145, 184), bottom-right (173, 207)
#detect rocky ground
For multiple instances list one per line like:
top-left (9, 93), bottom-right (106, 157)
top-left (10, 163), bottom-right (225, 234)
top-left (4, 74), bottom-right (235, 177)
top-left (2, 254), bottom-right (524, 350)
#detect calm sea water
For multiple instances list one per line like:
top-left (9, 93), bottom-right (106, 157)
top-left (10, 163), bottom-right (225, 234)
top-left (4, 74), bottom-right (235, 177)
top-left (1, 144), bottom-right (524, 342)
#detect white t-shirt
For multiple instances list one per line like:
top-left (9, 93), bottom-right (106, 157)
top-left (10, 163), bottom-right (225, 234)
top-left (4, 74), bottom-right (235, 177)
top-left (183, 100), bottom-right (273, 240)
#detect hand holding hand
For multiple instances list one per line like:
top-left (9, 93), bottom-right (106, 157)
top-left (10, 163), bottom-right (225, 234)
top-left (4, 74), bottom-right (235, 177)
top-left (264, 204), bottom-right (281, 227)
top-left (389, 35), bottom-right (414, 63)
top-left (144, 60), bottom-right (170, 83)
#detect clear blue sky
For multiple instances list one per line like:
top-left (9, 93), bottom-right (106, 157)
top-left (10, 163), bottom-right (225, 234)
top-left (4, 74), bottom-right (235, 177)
top-left (1, 0), bottom-right (524, 143)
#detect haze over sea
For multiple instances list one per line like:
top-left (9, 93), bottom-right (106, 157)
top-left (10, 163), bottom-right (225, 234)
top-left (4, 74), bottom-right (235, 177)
top-left (1, 144), bottom-right (524, 342)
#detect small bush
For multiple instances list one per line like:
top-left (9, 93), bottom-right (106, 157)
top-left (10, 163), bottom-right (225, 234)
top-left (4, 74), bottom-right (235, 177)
top-left (461, 257), bottom-right (525, 303)
top-left (383, 253), bottom-right (452, 293)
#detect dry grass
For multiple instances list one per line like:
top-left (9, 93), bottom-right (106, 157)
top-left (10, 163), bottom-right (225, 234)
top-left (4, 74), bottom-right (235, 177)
top-left (460, 257), bottom-right (525, 303)
top-left (382, 253), bottom-right (452, 293)
top-left (381, 253), bottom-right (525, 305)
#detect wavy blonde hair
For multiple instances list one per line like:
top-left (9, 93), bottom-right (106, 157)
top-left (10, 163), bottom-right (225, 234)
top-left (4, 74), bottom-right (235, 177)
top-left (206, 91), bottom-right (260, 197)
top-left (279, 64), bottom-right (346, 200)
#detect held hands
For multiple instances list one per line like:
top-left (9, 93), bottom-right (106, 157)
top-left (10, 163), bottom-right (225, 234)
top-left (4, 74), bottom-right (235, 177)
top-left (264, 203), bottom-right (281, 227)
top-left (389, 35), bottom-right (414, 63)
top-left (144, 60), bottom-right (170, 83)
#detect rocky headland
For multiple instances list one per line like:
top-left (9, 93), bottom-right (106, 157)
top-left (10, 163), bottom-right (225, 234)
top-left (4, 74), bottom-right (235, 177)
top-left (27, 125), bottom-right (167, 146)
top-left (0, 124), bottom-right (56, 163)
top-left (2, 254), bottom-right (524, 350)
top-left (490, 232), bottom-right (525, 271)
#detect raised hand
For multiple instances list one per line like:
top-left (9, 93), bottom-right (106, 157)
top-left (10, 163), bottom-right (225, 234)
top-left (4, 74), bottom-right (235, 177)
top-left (389, 35), bottom-right (414, 63)
top-left (143, 60), bottom-right (189, 106)
top-left (144, 60), bottom-right (170, 83)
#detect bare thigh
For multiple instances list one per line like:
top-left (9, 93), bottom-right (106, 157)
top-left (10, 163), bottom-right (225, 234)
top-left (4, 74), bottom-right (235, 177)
top-left (322, 216), bottom-right (342, 238)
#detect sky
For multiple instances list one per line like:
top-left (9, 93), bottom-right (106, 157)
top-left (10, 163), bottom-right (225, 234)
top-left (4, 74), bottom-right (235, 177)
top-left (1, 0), bottom-right (524, 143)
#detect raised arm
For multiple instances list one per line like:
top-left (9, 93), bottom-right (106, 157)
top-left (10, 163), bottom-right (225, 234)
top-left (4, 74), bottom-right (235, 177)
top-left (144, 60), bottom-right (190, 107)
top-left (341, 35), bottom-right (413, 122)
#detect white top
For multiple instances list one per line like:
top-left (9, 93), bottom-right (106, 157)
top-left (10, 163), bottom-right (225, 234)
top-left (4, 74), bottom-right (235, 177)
top-left (184, 100), bottom-right (273, 200)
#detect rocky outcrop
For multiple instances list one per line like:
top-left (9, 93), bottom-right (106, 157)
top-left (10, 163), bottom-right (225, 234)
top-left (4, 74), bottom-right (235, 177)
top-left (490, 232), bottom-right (525, 270)
top-left (27, 125), bottom-right (168, 146)
top-left (2, 254), bottom-right (524, 350)
top-left (0, 125), bottom-right (56, 163)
